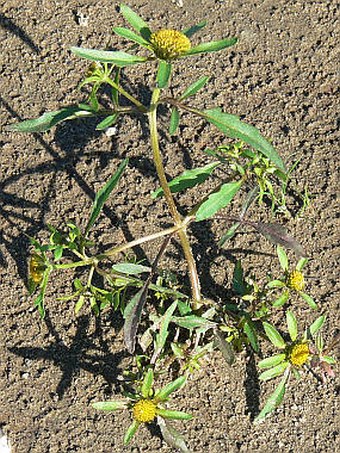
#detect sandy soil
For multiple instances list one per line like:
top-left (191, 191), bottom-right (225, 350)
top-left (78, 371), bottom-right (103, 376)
top-left (1, 0), bottom-right (339, 452)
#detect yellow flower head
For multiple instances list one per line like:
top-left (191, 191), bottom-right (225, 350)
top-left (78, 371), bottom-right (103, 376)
top-left (133, 399), bottom-right (157, 423)
top-left (150, 29), bottom-right (191, 60)
top-left (287, 270), bottom-right (305, 292)
top-left (29, 254), bottom-right (45, 284)
top-left (289, 342), bottom-right (310, 367)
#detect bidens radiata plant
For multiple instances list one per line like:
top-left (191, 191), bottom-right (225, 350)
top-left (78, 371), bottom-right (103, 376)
top-left (8, 4), bottom-right (336, 451)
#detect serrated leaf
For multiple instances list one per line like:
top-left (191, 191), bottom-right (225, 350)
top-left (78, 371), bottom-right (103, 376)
top-left (286, 310), bottom-right (298, 342)
top-left (203, 108), bottom-right (285, 171)
top-left (300, 292), bottom-right (318, 310)
top-left (120, 4), bottom-right (151, 41)
top-left (157, 417), bottom-right (191, 453)
top-left (277, 245), bottom-right (289, 271)
top-left (214, 329), bottom-right (235, 365)
top-left (259, 362), bottom-right (289, 381)
top-left (70, 47), bottom-right (147, 66)
top-left (141, 368), bottom-right (154, 399)
top-left (185, 38), bottom-right (238, 56)
top-left (151, 162), bottom-right (220, 199)
top-left (258, 354), bottom-right (286, 369)
top-left (155, 376), bottom-right (187, 401)
top-left (169, 107), bottom-right (180, 135)
top-left (171, 315), bottom-right (216, 330)
top-left (253, 222), bottom-right (305, 256)
top-left (218, 222), bottom-right (241, 246)
top-left (180, 75), bottom-right (209, 100)
top-left (254, 375), bottom-right (287, 422)
top-left (195, 180), bottom-right (242, 221)
top-left (112, 26), bottom-right (150, 47)
top-left (92, 401), bottom-right (127, 411)
top-left (182, 20), bottom-right (207, 38)
top-left (244, 320), bottom-right (259, 352)
top-left (156, 409), bottom-right (192, 420)
top-left (157, 60), bottom-right (172, 88)
top-left (6, 106), bottom-right (90, 133)
top-left (123, 420), bottom-right (140, 445)
top-left (112, 263), bottom-right (151, 275)
top-left (96, 113), bottom-right (119, 130)
top-left (85, 158), bottom-right (128, 234)
top-left (272, 291), bottom-right (289, 308)
top-left (263, 322), bottom-right (286, 349)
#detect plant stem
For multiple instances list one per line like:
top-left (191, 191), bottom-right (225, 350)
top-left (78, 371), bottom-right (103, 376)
top-left (105, 77), bottom-right (147, 113)
top-left (148, 88), bottom-right (202, 307)
top-left (54, 260), bottom-right (93, 270)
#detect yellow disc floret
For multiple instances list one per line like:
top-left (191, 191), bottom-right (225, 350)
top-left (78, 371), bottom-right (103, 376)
top-left (289, 342), bottom-right (310, 367)
top-left (287, 270), bottom-right (305, 292)
top-left (29, 254), bottom-right (45, 284)
top-left (150, 29), bottom-right (191, 60)
top-left (133, 399), bottom-right (157, 423)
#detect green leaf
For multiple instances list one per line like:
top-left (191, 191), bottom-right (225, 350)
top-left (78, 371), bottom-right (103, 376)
top-left (120, 3), bottom-right (151, 41)
top-left (124, 283), bottom-right (150, 354)
top-left (203, 108), bottom-right (286, 171)
top-left (286, 310), bottom-right (298, 342)
top-left (152, 300), bottom-right (178, 362)
top-left (157, 417), bottom-right (191, 453)
top-left (92, 401), bottom-right (127, 411)
top-left (155, 375), bottom-right (187, 402)
top-left (141, 368), bottom-right (154, 399)
top-left (169, 107), bottom-right (180, 135)
top-left (258, 354), bottom-right (286, 369)
top-left (6, 107), bottom-right (91, 133)
top-left (306, 315), bottom-right (326, 339)
top-left (277, 245), bottom-right (289, 271)
top-left (96, 113), bottom-right (119, 130)
top-left (233, 260), bottom-right (247, 295)
top-left (75, 295), bottom-right (86, 315)
top-left (156, 409), bottom-right (192, 421)
top-left (185, 37), bottom-right (238, 55)
top-left (70, 47), bottom-right (147, 66)
top-left (183, 20), bottom-right (207, 38)
top-left (254, 375), bottom-right (287, 423)
top-left (267, 279), bottom-right (285, 289)
top-left (180, 75), bottom-right (209, 100)
top-left (243, 320), bottom-right (259, 353)
top-left (263, 322), bottom-right (286, 349)
top-left (171, 315), bottom-right (216, 330)
top-left (195, 180), bottom-right (242, 222)
top-left (151, 162), bottom-right (220, 199)
top-left (85, 158), bottom-right (128, 234)
top-left (53, 245), bottom-right (63, 261)
top-left (296, 257), bottom-right (308, 271)
top-left (259, 362), bottom-right (289, 381)
top-left (124, 420), bottom-right (140, 445)
top-left (33, 292), bottom-right (45, 318)
top-left (112, 26), bottom-right (150, 47)
top-left (300, 292), bottom-right (318, 310)
top-left (272, 291), bottom-right (289, 308)
top-left (218, 222), bottom-right (241, 246)
top-left (214, 329), bottom-right (235, 365)
top-left (157, 60), bottom-right (172, 89)
top-left (112, 263), bottom-right (151, 275)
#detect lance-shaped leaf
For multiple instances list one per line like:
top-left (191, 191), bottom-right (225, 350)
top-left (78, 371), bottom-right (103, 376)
top-left (157, 60), bottom-right (172, 89)
top-left (169, 107), bottom-right (180, 135)
top-left (85, 158), bottom-right (129, 234)
top-left (120, 3), bottom-right (151, 41)
top-left (123, 284), bottom-right (150, 354)
top-left (151, 300), bottom-right (178, 363)
top-left (244, 319), bottom-right (259, 353)
top-left (218, 221), bottom-right (241, 246)
top-left (252, 222), bottom-right (305, 257)
top-left (202, 108), bottom-right (285, 171)
top-left (156, 409), bottom-right (192, 420)
top-left (259, 362), bottom-right (289, 381)
top-left (70, 47), bottom-right (147, 66)
top-left (195, 180), bottom-right (242, 222)
top-left (124, 420), bottom-right (140, 445)
top-left (185, 38), bottom-right (238, 56)
top-left (180, 75), bottom-right (209, 100)
top-left (214, 329), bottom-right (235, 365)
top-left (272, 291), bottom-right (289, 308)
top-left (141, 368), bottom-right (154, 399)
top-left (112, 26), bottom-right (150, 47)
top-left (300, 292), bottom-right (318, 310)
top-left (263, 322), bottom-right (286, 349)
top-left (171, 315), bottom-right (216, 331)
top-left (92, 401), bottom-right (127, 411)
top-left (96, 113), bottom-right (119, 131)
top-left (258, 353), bottom-right (286, 369)
top-left (183, 20), bottom-right (207, 38)
top-left (286, 310), bottom-right (298, 342)
top-left (157, 417), bottom-right (191, 453)
top-left (154, 376), bottom-right (187, 403)
top-left (277, 245), bottom-right (289, 271)
top-left (151, 162), bottom-right (220, 199)
top-left (6, 106), bottom-right (92, 133)
top-left (112, 263), bottom-right (151, 275)
top-left (254, 375), bottom-right (288, 423)
top-left (305, 315), bottom-right (326, 340)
